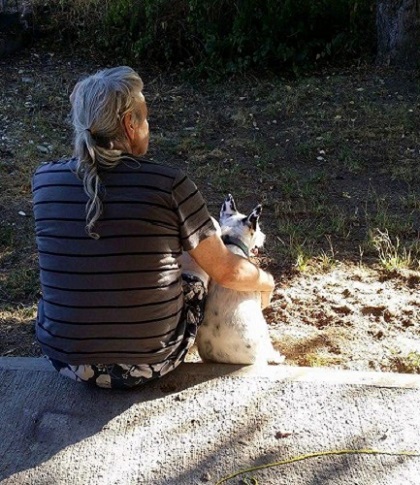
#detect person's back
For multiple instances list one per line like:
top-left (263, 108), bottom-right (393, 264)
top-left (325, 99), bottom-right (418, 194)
top-left (32, 66), bottom-right (275, 389)
top-left (33, 155), bottom-right (213, 365)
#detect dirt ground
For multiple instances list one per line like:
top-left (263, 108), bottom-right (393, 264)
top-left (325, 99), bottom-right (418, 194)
top-left (185, 265), bottom-right (420, 373)
top-left (0, 45), bottom-right (419, 373)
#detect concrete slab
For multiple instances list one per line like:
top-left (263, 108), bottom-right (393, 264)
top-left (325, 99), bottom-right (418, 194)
top-left (1, 357), bottom-right (420, 485)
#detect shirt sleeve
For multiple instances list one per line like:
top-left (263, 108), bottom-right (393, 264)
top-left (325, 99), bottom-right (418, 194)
top-left (172, 170), bottom-right (218, 251)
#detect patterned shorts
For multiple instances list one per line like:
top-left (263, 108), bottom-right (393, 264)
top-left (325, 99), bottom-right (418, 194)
top-left (48, 274), bottom-right (206, 389)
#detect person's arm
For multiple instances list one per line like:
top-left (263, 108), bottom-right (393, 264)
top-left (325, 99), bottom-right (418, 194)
top-left (189, 233), bottom-right (275, 307)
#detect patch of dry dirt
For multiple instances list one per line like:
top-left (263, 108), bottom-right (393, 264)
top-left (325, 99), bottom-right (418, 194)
top-left (269, 265), bottom-right (420, 371)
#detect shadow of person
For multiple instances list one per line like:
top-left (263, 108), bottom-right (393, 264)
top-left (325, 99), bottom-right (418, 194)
top-left (0, 358), bottom-right (242, 482)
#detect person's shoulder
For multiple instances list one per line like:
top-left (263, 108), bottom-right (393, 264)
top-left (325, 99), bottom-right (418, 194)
top-left (120, 156), bottom-right (183, 180)
top-left (33, 158), bottom-right (76, 176)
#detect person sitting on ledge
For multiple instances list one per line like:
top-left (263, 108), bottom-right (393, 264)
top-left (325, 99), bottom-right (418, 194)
top-left (32, 66), bottom-right (275, 389)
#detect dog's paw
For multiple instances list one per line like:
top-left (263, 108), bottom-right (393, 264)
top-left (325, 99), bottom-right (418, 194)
top-left (268, 351), bottom-right (285, 365)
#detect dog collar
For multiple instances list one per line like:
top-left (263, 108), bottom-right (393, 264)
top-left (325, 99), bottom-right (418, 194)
top-left (221, 235), bottom-right (249, 256)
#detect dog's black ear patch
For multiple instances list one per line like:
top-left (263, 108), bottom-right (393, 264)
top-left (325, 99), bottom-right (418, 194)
top-left (246, 204), bottom-right (262, 230)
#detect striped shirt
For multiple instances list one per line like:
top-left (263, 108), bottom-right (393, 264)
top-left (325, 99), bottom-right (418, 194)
top-left (32, 157), bottom-right (217, 365)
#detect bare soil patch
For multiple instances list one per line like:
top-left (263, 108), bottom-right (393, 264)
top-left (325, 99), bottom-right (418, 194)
top-left (1, 46), bottom-right (419, 373)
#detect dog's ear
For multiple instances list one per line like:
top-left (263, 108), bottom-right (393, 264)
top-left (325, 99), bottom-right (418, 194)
top-left (246, 204), bottom-right (262, 230)
top-left (220, 193), bottom-right (238, 221)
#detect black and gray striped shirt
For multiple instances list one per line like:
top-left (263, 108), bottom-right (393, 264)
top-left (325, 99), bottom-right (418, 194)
top-left (32, 157), bottom-right (216, 365)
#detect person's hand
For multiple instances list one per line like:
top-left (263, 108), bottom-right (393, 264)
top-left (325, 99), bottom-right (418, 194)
top-left (260, 270), bottom-right (274, 309)
top-left (261, 290), bottom-right (273, 309)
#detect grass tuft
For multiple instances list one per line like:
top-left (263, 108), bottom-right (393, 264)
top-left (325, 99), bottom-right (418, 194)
top-left (371, 229), bottom-right (418, 272)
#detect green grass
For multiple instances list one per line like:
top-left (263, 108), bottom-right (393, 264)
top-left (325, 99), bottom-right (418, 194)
top-left (0, 225), bottom-right (14, 247)
top-left (1, 55), bottom-right (419, 312)
top-left (368, 196), bottom-right (414, 235)
top-left (1, 267), bottom-right (40, 302)
top-left (337, 146), bottom-right (365, 174)
top-left (304, 353), bottom-right (343, 367)
top-left (401, 192), bottom-right (420, 210)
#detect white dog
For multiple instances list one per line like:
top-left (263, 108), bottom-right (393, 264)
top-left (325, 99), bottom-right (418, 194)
top-left (196, 194), bottom-right (284, 365)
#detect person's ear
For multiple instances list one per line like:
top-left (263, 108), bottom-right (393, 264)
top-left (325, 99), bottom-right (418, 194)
top-left (122, 112), bottom-right (136, 141)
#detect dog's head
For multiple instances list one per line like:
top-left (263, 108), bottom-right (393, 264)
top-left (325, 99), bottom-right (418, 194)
top-left (219, 194), bottom-right (265, 256)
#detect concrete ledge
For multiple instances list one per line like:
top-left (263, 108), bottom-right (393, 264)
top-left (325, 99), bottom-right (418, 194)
top-left (1, 357), bottom-right (420, 389)
top-left (1, 357), bottom-right (420, 484)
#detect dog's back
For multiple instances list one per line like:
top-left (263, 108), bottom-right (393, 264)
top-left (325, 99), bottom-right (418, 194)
top-left (196, 194), bottom-right (284, 365)
top-left (197, 280), bottom-right (275, 364)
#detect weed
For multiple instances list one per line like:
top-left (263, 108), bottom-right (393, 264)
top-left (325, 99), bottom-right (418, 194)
top-left (401, 192), bottom-right (420, 211)
top-left (1, 267), bottom-right (39, 303)
top-left (190, 159), bottom-right (248, 198)
top-left (272, 232), bottom-right (314, 272)
top-left (295, 250), bottom-right (312, 273)
top-left (0, 304), bottom-right (37, 321)
top-left (316, 236), bottom-right (337, 271)
top-left (317, 250), bottom-right (337, 272)
top-left (0, 225), bottom-right (14, 247)
top-left (368, 196), bottom-right (414, 236)
top-left (329, 211), bottom-right (352, 239)
top-left (296, 141), bottom-right (315, 158)
top-left (231, 107), bottom-right (252, 128)
top-left (169, 136), bottom-right (206, 156)
top-left (391, 161), bottom-right (420, 185)
top-left (371, 229), bottom-right (416, 272)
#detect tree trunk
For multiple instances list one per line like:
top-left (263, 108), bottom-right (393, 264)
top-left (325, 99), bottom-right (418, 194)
top-left (376, 0), bottom-right (420, 68)
top-left (0, 1), bottom-right (33, 58)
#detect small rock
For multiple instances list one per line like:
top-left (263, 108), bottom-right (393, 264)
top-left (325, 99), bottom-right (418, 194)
top-left (37, 145), bottom-right (49, 154)
top-left (201, 472), bottom-right (212, 482)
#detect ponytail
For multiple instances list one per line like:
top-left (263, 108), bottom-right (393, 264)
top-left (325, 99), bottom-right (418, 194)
top-left (70, 66), bottom-right (144, 238)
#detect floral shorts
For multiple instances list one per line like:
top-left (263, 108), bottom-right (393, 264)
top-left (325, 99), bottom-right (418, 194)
top-left (48, 274), bottom-right (206, 389)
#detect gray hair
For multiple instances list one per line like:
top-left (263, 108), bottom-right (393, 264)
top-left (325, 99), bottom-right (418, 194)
top-left (70, 66), bottom-right (145, 238)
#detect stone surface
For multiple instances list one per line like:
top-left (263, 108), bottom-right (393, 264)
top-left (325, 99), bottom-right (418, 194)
top-left (1, 358), bottom-right (420, 484)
